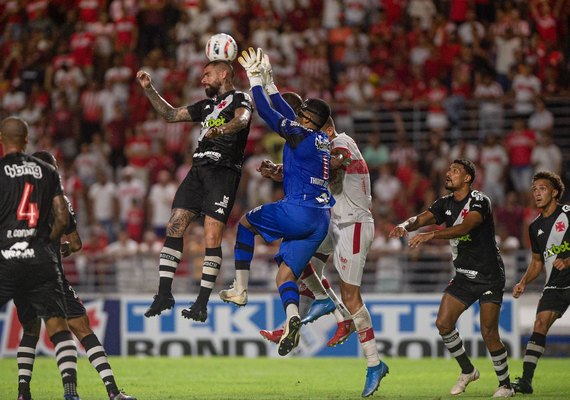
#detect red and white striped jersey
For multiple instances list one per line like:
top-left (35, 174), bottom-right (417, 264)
top-left (330, 133), bottom-right (373, 224)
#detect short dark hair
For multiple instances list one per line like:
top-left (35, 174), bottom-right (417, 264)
top-left (533, 171), bottom-right (565, 200)
top-left (282, 92), bottom-right (303, 113)
top-left (453, 159), bottom-right (476, 183)
top-left (299, 98), bottom-right (331, 130)
top-left (205, 60), bottom-right (234, 79)
top-left (32, 150), bottom-right (57, 167)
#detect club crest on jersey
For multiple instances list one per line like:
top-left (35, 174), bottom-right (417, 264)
top-left (555, 221), bottom-right (566, 232)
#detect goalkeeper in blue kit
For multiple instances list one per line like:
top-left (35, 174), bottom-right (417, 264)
top-left (213, 48), bottom-right (333, 356)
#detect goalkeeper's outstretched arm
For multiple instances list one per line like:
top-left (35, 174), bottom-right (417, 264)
top-left (252, 86), bottom-right (286, 133)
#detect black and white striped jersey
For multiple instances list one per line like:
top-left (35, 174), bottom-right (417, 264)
top-left (429, 190), bottom-right (505, 284)
top-left (530, 204), bottom-right (570, 290)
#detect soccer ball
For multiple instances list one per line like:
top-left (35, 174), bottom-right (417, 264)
top-left (205, 33), bottom-right (238, 62)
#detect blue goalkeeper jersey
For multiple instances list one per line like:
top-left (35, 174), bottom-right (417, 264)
top-left (253, 86), bottom-right (334, 209)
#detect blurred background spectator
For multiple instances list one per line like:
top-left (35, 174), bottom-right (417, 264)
top-left (1, 0), bottom-right (569, 293)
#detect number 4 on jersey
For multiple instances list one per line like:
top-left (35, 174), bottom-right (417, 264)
top-left (17, 183), bottom-right (39, 228)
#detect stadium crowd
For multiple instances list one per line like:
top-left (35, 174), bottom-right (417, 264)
top-left (1, 0), bottom-right (569, 291)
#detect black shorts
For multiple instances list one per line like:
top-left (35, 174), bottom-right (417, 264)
top-left (537, 288), bottom-right (570, 316)
top-left (15, 278), bottom-right (86, 324)
top-left (173, 164), bottom-right (241, 224)
top-left (1, 261), bottom-right (67, 321)
top-left (444, 277), bottom-right (504, 307)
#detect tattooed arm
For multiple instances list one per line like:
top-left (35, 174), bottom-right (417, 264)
top-left (136, 70), bottom-right (193, 122)
top-left (205, 107), bottom-right (252, 139)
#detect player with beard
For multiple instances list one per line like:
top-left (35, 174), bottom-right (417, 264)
top-left (136, 60), bottom-right (253, 322)
top-left (512, 171), bottom-right (570, 394)
top-left (389, 159), bottom-right (514, 398)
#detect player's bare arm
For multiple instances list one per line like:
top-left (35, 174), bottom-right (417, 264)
top-left (513, 252), bottom-right (543, 298)
top-left (50, 195), bottom-right (69, 244)
top-left (330, 147), bottom-right (351, 170)
top-left (389, 210), bottom-right (436, 238)
top-left (408, 210), bottom-right (482, 248)
top-left (257, 160), bottom-right (284, 182)
top-left (137, 70), bottom-right (192, 122)
top-left (205, 107), bottom-right (252, 139)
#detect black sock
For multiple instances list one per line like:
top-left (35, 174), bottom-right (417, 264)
top-left (17, 334), bottom-right (39, 395)
top-left (196, 247), bottom-right (222, 304)
top-left (441, 329), bottom-right (474, 374)
top-left (158, 236), bottom-right (184, 295)
top-left (523, 332), bottom-right (546, 382)
top-left (81, 333), bottom-right (118, 394)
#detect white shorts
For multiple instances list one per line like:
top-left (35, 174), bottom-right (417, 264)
top-left (317, 221), bottom-right (374, 286)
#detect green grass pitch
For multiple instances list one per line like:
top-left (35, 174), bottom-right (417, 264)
top-left (1, 357), bottom-right (568, 399)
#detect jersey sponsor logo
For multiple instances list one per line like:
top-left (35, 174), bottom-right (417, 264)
top-left (193, 150), bottom-right (221, 161)
top-left (555, 221), bottom-right (566, 232)
top-left (538, 229), bottom-right (544, 236)
top-left (457, 234), bottom-right (471, 242)
top-left (563, 205), bottom-right (570, 212)
top-left (471, 190), bottom-right (484, 201)
top-left (4, 161), bottom-right (43, 179)
top-left (445, 210), bottom-right (452, 216)
top-left (543, 241), bottom-right (570, 260)
top-left (215, 207), bottom-right (225, 215)
top-left (456, 267), bottom-right (478, 279)
top-left (202, 116), bottom-right (226, 129)
top-left (310, 177), bottom-right (327, 187)
top-left (282, 119), bottom-right (301, 129)
top-left (314, 135), bottom-right (331, 152)
top-left (1, 241), bottom-right (35, 260)
top-left (6, 228), bottom-right (36, 239)
top-left (483, 290), bottom-right (493, 296)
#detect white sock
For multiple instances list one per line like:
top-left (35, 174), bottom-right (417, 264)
top-left (352, 305), bottom-right (380, 367)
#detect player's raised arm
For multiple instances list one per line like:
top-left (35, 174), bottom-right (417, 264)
top-left (137, 70), bottom-right (192, 122)
top-left (238, 47), bottom-right (286, 132)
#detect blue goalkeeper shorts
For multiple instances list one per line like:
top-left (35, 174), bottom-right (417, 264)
top-left (246, 200), bottom-right (330, 277)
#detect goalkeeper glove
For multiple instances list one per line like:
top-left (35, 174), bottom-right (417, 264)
top-left (261, 54), bottom-right (278, 95)
top-left (238, 47), bottom-right (264, 88)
